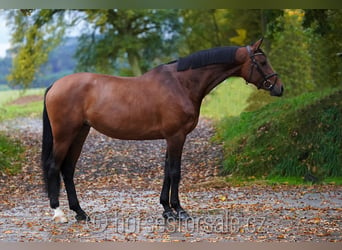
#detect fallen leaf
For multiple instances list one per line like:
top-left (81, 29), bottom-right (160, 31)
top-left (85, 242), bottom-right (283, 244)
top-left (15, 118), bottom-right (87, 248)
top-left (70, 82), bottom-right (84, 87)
top-left (277, 234), bottom-right (285, 239)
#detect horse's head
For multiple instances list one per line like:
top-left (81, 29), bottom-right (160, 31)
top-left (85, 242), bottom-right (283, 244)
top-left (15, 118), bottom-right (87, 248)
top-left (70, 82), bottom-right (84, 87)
top-left (240, 38), bottom-right (284, 97)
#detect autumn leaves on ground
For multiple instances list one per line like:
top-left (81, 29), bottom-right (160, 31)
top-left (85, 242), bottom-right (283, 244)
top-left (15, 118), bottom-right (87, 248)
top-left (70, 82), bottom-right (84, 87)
top-left (0, 94), bottom-right (341, 242)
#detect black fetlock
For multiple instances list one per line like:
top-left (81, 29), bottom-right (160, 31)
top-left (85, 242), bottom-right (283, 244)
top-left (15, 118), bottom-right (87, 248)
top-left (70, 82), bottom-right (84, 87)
top-left (177, 210), bottom-right (191, 221)
top-left (75, 210), bottom-right (90, 221)
top-left (162, 210), bottom-right (178, 221)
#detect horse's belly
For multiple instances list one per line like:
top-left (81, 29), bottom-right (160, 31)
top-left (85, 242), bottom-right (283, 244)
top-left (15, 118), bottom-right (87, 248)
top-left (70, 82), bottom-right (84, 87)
top-left (89, 115), bottom-right (165, 140)
top-left (97, 127), bottom-right (164, 140)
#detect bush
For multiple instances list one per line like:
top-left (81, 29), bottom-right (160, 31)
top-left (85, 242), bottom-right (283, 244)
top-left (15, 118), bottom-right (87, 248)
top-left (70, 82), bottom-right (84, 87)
top-left (217, 87), bottom-right (342, 180)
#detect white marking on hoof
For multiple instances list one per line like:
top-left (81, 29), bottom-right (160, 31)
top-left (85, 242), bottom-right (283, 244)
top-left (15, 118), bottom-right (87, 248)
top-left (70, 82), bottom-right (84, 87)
top-left (53, 207), bottom-right (68, 223)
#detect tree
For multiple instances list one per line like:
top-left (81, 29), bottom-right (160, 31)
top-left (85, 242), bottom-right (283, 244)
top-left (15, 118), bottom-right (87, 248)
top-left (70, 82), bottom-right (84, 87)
top-left (6, 10), bottom-right (65, 88)
top-left (303, 9), bottom-right (342, 88)
top-left (5, 9), bottom-right (182, 87)
top-left (269, 10), bottom-right (315, 97)
top-left (7, 9), bottom-right (339, 93)
top-left (178, 10), bottom-right (232, 55)
top-left (223, 10), bottom-right (282, 49)
top-left (74, 9), bottom-right (181, 76)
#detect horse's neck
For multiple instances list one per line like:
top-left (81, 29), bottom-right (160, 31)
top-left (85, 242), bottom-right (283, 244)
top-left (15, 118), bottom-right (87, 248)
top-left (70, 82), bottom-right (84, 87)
top-left (185, 64), bottom-right (242, 103)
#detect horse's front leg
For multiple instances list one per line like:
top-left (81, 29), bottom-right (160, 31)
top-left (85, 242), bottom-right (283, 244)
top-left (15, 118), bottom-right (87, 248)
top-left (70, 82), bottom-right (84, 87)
top-left (169, 157), bottom-right (190, 221)
top-left (161, 134), bottom-right (191, 221)
top-left (160, 151), bottom-right (177, 219)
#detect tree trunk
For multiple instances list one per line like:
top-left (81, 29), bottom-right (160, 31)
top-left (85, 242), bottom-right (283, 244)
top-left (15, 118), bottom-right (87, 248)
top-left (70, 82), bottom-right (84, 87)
top-left (127, 50), bottom-right (142, 76)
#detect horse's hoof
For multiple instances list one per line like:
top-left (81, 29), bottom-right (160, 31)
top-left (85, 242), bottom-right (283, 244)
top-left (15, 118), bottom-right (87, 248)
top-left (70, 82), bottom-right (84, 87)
top-left (75, 212), bottom-right (90, 222)
top-left (53, 215), bottom-right (68, 223)
top-left (177, 210), bottom-right (191, 221)
top-left (162, 210), bottom-right (177, 221)
top-left (53, 207), bottom-right (68, 223)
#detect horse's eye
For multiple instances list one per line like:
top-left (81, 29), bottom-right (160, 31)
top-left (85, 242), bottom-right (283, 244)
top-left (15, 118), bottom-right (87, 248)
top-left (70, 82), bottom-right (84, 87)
top-left (261, 61), bottom-right (267, 66)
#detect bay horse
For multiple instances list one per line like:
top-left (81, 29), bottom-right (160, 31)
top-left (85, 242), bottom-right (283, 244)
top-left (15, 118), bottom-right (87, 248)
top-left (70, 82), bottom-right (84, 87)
top-left (42, 38), bottom-right (283, 223)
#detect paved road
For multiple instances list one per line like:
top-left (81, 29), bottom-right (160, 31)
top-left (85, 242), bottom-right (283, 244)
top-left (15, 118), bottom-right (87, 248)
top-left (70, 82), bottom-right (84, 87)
top-left (0, 118), bottom-right (341, 242)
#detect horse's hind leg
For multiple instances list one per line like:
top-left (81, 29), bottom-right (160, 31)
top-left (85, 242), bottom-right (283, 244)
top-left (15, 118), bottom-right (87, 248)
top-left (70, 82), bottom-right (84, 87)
top-left (61, 125), bottom-right (90, 221)
top-left (48, 137), bottom-right (74, 223)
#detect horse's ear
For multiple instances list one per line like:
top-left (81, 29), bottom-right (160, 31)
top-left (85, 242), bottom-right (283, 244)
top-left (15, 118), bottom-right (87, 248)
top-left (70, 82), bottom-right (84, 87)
top-left (252, 37), bottom-right (264, 51)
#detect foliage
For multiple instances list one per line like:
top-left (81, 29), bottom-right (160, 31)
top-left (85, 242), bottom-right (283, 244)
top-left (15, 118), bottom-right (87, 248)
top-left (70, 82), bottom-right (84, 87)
top-left (269, 10), bottom-right (315, 96)
top-left (225, 10), bottom-right (282, 46)
top-left (5, 9), bottom-right (341, 93)
top-left (0, 37), bottom-right (78, 88)
top-left (216, 87), bottom-right (342, 180)
top-left (33, 37), bottom-right (77, 87)
top-left (178, 10), bottom-right (232, 54)
top-left (178, 10), bottom-right (282, 53)
top-left (246, 9), bottom-right (342, 111)
top-left (245, 10), bottom-right (313, 111)
top-left (5, 9), bottom-right (181, 80)
top-left (6, 10), bottom-right (65, 88)
top-left (304, 9), bottom-right (342, 89)
top-left (74, 9), bottom-right (181, 76)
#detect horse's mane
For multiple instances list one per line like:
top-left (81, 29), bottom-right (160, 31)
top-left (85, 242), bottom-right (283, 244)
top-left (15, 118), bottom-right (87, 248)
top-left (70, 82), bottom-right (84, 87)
top-left (175, 46), bottom-right (240, 71)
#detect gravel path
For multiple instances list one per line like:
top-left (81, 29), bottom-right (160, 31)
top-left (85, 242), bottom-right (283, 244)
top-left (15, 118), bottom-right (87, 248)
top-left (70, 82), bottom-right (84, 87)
top-left (0, 118), bottom-right (341, 242)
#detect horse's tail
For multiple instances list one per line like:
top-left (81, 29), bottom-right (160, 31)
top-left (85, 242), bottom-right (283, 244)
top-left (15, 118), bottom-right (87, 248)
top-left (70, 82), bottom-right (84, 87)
top-left (41, 85), bottom-right (54, 192)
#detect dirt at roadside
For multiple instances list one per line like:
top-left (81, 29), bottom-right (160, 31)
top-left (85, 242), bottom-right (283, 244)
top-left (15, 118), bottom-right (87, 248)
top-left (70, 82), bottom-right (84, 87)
top-left (8, 95), bottom-right (43, 106)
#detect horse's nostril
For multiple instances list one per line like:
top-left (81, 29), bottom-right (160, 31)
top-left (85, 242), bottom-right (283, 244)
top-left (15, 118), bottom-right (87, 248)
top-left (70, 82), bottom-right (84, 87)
top-left (271, 85), bottom-right (284, 97)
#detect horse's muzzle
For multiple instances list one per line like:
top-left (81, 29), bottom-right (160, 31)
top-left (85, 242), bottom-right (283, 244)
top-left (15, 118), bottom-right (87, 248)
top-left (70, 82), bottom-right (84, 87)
top-left (270, 85), bottom-right (284, 97)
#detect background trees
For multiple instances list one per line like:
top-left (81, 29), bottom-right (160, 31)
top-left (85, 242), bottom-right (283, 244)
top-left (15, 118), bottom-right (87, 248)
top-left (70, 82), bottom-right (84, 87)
top-left (2, 9), bottom-right (341, 102)
top-left (5, 10), bottom-right (65, 88)
top-left (73, 9), bottom-right (181, 76)
top-left (4, 9), bottom-right (181, 82)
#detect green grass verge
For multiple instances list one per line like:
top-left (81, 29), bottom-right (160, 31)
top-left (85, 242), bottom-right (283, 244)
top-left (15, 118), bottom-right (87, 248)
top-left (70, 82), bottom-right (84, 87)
top-left (0, 101), bottom-right (43, 122)
top-left (0, 133), bottom-right (24, 174)
top-left (223, 176), bottom-right (305, 186)
top-left (223, 176), bottom-right (342, 186)
top-left (0, 88), bottom-right (44, 174)
top-left (0, 88), bottom-right (44, 105)
top-left (215, 87), bottom-right (342, 183)
top-left (200, 77), bottom-right (255, 119)
top-left (0, 88), bottom-right (44, 122)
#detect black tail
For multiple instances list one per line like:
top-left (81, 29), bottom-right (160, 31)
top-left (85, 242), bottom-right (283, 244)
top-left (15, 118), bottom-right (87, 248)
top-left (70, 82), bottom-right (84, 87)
top-left (41, 85), bottom-right (54, 192)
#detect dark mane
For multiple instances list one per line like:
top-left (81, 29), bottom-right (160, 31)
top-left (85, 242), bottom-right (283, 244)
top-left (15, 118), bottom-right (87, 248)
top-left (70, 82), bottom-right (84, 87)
top-left (176, 46), bottom-right (240, 71)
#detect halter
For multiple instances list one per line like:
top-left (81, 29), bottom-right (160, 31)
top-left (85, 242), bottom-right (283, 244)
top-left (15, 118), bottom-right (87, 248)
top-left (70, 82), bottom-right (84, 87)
top-left (246, 45), bottom-right (278, 90)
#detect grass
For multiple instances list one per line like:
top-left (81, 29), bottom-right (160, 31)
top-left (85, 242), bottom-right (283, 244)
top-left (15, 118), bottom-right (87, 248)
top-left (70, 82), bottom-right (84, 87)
top-left (200, 77), bottom-right (256, 119)
top-left (0, 101), bottom-right (43, 122)
top-left (223, 176), bottom-right (305, 186)
top-left (0, 133), bottom-right (24, 174)
top-left (0, 88), bottom-right (44, 105)
top-left (0, 88), bottom-right (44, 174)
top-left (223, 176), bottom-right (342, 186)
top-left (215, 87), bottom-right (342, 183)
top-left (0, 88), bottom-right (44, 122)
top-left (322, 177), bottom-right (342, 185)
